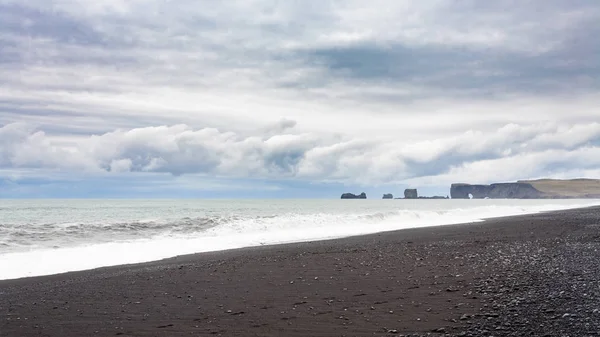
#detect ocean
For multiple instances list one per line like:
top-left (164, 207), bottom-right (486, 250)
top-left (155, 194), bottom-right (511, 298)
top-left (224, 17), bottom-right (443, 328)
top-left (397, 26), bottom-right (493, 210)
top-left (1, 198), bottom-right (599, 280)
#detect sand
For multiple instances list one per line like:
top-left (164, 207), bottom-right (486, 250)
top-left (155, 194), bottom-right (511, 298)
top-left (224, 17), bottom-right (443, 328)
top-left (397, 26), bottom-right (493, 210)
top-left (2, 207), bottom-right (600, 336)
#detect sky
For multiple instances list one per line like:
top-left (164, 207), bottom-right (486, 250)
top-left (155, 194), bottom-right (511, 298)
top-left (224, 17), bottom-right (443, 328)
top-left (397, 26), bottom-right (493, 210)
top-left (1, 0), bottom-right (599, 198)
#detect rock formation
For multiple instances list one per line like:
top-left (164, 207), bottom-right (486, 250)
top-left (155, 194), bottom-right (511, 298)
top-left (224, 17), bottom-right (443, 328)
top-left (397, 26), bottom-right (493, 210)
top-left (341, 179), bottom-right (600, 200)
top-left (341, 192), bottom-right (367, 199)
top-left (404, 189), bottom-right (418, 199)
top-left (450, 183), bottom-right (544, 199)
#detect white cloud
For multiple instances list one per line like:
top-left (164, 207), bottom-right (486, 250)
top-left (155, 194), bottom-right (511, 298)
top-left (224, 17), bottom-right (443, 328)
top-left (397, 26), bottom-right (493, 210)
top-left (1, 121), bottom-right (599, 187)
top-left (408, 146), bottom-right (600, 186)
top-left (109, 158), bottom-right (132, 173)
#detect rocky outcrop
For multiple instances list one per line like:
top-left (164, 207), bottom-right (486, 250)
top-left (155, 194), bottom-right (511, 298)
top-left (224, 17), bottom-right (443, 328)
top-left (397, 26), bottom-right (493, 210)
top-left (382, 194), bottom-right (394, 199)
top-left (404, 189), bottom-right (418, 199)
top-left (341, 192), bottom-right (367, 199)
top-left (450, 183), bottom-right (545, 199)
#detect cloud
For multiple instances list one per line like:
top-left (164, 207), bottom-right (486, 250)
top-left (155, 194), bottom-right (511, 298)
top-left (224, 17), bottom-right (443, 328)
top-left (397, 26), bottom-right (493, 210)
top-left (2, 121), bottom-right (600, 188)
top-left (0, 123), bottom-right (96, 170)
top-left (1, 1), bottom-right (599, 195)
top-left (406, 147), bottom-right (600, 187)
top-left (262, 118), bottom-right (297, 137)
top-left (1, 1), bottom-right (598, 107)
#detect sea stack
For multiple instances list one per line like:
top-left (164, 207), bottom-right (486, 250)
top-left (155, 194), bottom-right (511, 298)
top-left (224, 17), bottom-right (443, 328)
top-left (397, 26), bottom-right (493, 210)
top-left (404, 189), bottom-right (418, 199)
top-left (341, 192), bottom-right (367, 199)
top-left (382, 194), bottom-right (394, 199)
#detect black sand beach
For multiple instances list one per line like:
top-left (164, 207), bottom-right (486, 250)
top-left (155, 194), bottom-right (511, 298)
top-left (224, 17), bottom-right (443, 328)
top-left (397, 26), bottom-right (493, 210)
top-left (2, 207), bottom-right (600, 336)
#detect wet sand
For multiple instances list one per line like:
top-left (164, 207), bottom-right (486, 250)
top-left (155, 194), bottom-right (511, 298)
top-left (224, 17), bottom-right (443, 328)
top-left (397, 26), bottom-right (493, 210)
top-left (2, 207), bottom-right (600, 336)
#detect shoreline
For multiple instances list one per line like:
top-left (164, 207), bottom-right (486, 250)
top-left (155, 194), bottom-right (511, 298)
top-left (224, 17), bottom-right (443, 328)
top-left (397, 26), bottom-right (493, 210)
top-left (2, 206), bottom-right (600, 336)
top-left (2, 201), bottom-right (599, 282)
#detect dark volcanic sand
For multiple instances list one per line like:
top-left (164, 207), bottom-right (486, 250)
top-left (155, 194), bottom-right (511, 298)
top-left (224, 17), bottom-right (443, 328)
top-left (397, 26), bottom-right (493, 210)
top-left (2, 207), bottom-right (600, 337)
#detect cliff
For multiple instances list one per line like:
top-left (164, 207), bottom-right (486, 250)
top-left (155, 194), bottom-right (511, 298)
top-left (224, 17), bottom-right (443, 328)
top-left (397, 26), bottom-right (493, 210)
top-left (450, 183), bottom-right (543, 199)
top-left (451, 179), bottom-right (600, 199)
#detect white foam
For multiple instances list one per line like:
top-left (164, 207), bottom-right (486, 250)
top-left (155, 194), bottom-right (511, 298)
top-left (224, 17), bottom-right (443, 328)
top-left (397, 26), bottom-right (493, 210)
top-left (0, 200), bottom-right (598, 280)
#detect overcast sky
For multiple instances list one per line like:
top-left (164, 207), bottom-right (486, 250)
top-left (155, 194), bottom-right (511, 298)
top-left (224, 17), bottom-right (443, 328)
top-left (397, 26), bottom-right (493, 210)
top-left (1, 0), bottom-right (599, 198)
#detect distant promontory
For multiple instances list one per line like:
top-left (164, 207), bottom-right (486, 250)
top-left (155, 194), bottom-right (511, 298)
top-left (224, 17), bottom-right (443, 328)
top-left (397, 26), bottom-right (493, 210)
top-left (451, 179), bottom-right (600, 199)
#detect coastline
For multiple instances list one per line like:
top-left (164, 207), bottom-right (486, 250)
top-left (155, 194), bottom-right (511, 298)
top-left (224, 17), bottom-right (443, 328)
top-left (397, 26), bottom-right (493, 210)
top-left (2, 206), bottom-right (600, 336)
top-left (3, 199), bottom-right (598, 281)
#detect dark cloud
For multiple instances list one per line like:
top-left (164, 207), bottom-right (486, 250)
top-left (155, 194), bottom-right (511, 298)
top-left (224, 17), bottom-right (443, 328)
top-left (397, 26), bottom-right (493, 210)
top-left (307, 39), bottom-right (599, 98)
top-left (293, 0), bottom-right (600, 99)
top-left (0, 4), bottom-right (141, 68)
top-left (0, 4), bottom-right (104, 45)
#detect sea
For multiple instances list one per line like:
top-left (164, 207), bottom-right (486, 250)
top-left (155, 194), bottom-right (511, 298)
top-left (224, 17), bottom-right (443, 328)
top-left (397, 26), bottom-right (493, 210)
top-left (1, 198), bottom-right (599, 281)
